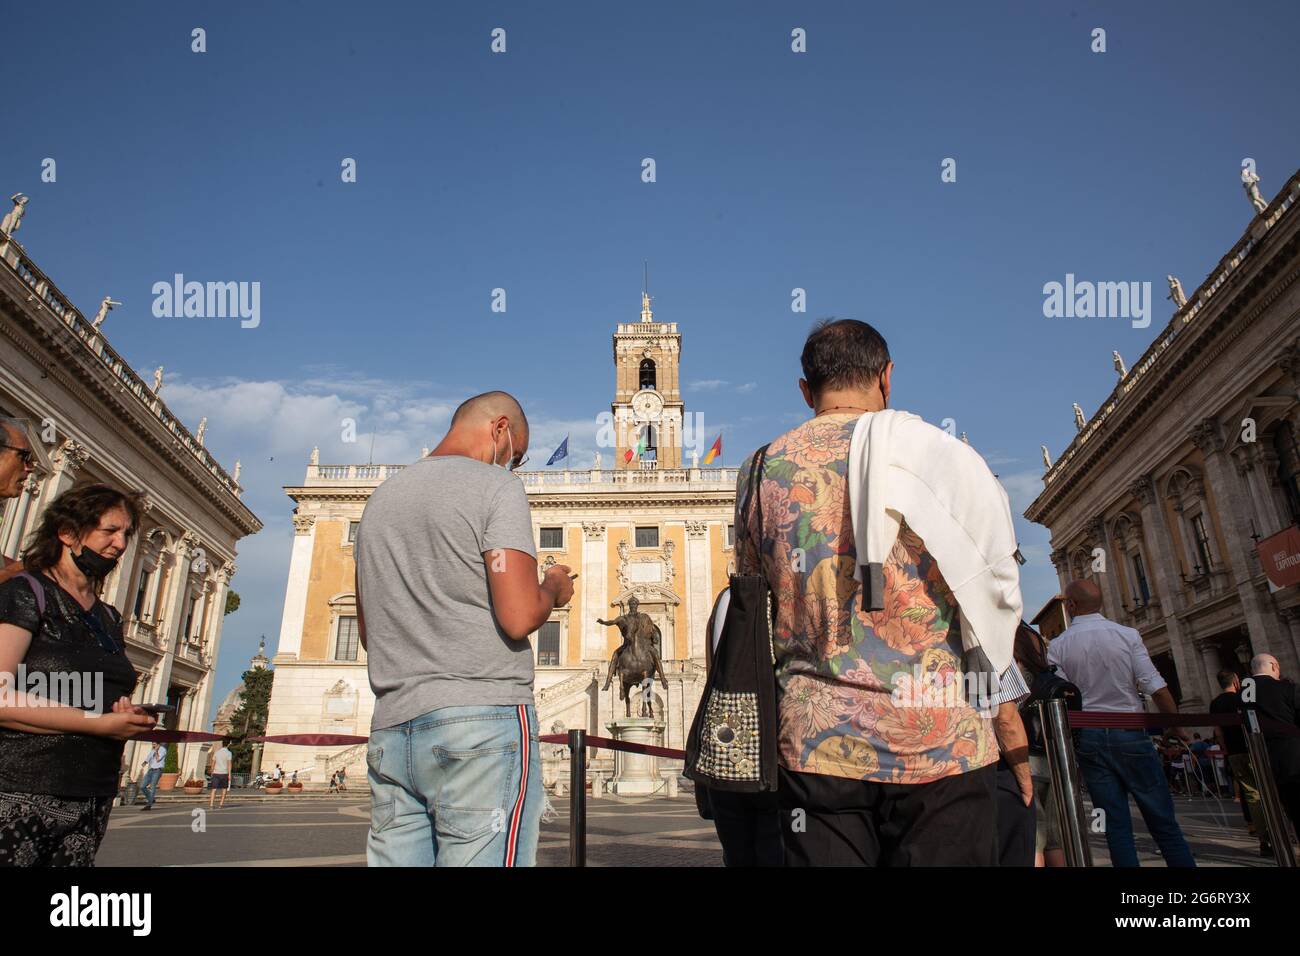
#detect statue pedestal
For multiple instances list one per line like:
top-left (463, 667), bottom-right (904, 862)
top-left (606, 718), bottom-right (665, 796)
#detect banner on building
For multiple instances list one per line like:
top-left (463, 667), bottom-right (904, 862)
top-left (1257, 526), bottom-right (1300, 589)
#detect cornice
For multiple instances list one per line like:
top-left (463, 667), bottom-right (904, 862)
top-left (1026, 223), bottom-right (1300, 526)
top-left (0, 279), bottom-right (262, 537)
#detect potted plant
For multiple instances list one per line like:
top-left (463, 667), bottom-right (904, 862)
top-left (159, 743), bottom-right (180, 791)
top-left (182, 777), bottom-right (204, 795)
top-left (286, 780), bottom-right (303, 793)
top-left (265, 780), bottom-right (284, 795)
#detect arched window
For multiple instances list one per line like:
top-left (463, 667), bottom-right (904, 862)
top-left (643, 425), bottom-right (656, 453)
top-left (639, 359), bottom-right (656, 390)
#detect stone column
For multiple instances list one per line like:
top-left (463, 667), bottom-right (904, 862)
top-left (276, 515), bottom-right (316, 661)
top-left (182, 561), bottom-right (233, 782)
top-left (685, 520), bottom-right (710, 660)
top-left (1233, 443), bottom-right (1284, 541)
top-left (1130, 477), bottom-right (1181, 613)
top-left (108, 496), bottom-right (153, 611)
top-left (581, 522), bottom-right (607, 661)
top-left (151, 532), bottom-right (198, 704)
top-left (1191, 418), bottom-right (1298, 674)
top-left (1, 471), bottom-right (43, 558)
top-left (1129, 475), bottom-right (1201, 705)
top-left (1089, 517), bottom-right (1126, 621)
top-left (1279, 607), bottom-right (1300, 674)
top-left (1194, 639), bottom-right (1223, 711)
top-left (1049, 548), bottom-right (1070, 595)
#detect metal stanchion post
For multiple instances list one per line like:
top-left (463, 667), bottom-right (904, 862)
top-left (1241, 709), bottom-right (1296, 868)
top-left (568, 729), bottom-right (587, 868)
top-left (1040, 698), bottom-right (1093, 867)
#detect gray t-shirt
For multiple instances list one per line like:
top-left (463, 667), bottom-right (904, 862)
top-left (356, 455), bottom-right (537, 730)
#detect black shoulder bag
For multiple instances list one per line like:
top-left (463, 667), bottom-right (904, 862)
top-left (684, 445), bottom-right (779, 793)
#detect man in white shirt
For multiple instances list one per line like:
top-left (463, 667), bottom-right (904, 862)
top-left (1048, 579), bottom-right (1194, 867)
top-left (139, 743), bottom-right (167, 811)
top-left (209, 738), bottom-right (233, 809)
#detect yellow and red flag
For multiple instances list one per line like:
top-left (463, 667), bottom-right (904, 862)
top-left (702, 434), bottom-right (722, 465)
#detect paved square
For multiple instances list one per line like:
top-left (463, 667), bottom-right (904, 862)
top-left (94, 788), bottom-right (1285, 867)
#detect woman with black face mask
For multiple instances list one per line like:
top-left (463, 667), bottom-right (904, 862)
top-left (0, 483), bottom-right (157, 866)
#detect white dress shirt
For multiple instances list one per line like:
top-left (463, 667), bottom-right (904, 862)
top-left (1047, 612), bottom-right (1167, 713)
top-left (146, 745), bottom-right (167, 770)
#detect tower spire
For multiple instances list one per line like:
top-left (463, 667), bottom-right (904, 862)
top-left (641, 260), bottom-right (653, 321)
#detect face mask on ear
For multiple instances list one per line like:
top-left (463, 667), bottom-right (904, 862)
top-left (72, 544), bottom-right (120, 580)
top-left (491, 425), bottom-right (514, 470)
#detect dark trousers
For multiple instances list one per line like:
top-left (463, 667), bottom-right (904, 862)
top-left (1075, 728), bottom-right (1195, 867)
top-left (705, 788), bottom-right (785, 866)
top-left (995, 761), bottom-right (1036, 866)
top-left (777, 763), bottom-right (998, 866)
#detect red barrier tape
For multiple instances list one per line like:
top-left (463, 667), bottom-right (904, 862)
top-left (131, 729), bottom-right (226, 743)
top-left (247, 734), bottom-right (370, 746)
top-left (1067, 710), bottom-right (1300, 737)
top-left (540, 733), bottom-right (687, 760)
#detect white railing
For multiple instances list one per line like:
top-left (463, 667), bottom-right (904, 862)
top-left (310, 463), bottom-right (407, 482)
top-left (517, 467), bottom-right (739, 489)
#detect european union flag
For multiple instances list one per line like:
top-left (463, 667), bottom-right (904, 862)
top-left (546, 436), bottom-right (569, 466)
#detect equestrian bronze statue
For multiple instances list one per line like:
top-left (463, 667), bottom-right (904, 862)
top-left (599, 596), bottom-right (668, 717)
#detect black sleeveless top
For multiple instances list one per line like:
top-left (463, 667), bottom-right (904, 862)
top-left (0, 571), bottom-right (139, 797)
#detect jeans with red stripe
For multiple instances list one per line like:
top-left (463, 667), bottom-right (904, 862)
top-left (366, 704), bottom-right (542, 867)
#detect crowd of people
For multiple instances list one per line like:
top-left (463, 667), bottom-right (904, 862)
top-left (2, 317), bottom-right (1299, 867)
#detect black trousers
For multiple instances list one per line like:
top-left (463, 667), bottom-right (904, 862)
top-left (706, 788), bottom-right (785, 866)
top-left (994, 761), bottom-right (1036, 867)
top-left (778, 763), bottom-right (998, 866)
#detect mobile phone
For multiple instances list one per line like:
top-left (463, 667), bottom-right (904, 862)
top-left (139, 704), bottom-right (176, 715)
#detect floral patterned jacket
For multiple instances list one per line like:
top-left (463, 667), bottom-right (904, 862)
top-left (735, 413), bottom-right (998, 783)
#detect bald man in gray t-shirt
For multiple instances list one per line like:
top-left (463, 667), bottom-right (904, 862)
top-left (357, 454), bottom-right (538, 730)
top-left (356, 391), bottom-right (573, 867)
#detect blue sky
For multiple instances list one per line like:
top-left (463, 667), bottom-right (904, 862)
top-left (3, 1), bottom-right (1297, 719)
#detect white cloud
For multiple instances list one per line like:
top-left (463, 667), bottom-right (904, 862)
top-left (736, 382), bottom-right (757, 393)
top-left (998, 469), bottom-right (1046, 514)
top-left (689, 379), bottom-right (730, 391)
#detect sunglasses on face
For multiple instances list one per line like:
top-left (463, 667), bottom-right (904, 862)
top-left (0, 443), bottom-right (34, 466)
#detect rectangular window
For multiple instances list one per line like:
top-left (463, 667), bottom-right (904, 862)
top-left (1191, 514), bottom-right (1212, 572)
top-left (539, 527), bottom-right (564, 550)
top-left (335, 616), bottom-right (359, 661)
top-left (1132, 553), bottom-right (1150, 604)
top-left (726, 524), bottom-right (734, 548)
top-left (635, 526), bottom-right (659, 549)
top-left (538, 621), bottom-right (561, 667)
top-left (347, 521), bottom-right (359, 544)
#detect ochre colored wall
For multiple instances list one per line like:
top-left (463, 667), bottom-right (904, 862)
top-left (301, 519), bottom-right (357, 661)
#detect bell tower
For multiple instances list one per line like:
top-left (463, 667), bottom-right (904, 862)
top-left (612, 277), bottom-right (683, 468)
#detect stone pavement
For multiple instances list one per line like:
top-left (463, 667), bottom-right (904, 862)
top-left (94, 789), bottom-right (1287, 867)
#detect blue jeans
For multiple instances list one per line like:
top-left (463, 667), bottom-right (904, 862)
top-left (1076, 728), bottom-right (1195, 867)
top-left (141, 768), bottom-right (163, 807)
top-left (366, 704), bottom-right (542, 867)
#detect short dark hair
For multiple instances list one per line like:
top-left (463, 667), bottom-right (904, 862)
top-left (1217, 669), bottom-right (1239, 690)
top-left (800, 319), bottom-right (891, 395)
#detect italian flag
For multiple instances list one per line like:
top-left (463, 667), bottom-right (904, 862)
top-left (624, 433), bottom-right (647, 464)
top-left (702, 434), bottom-right (722, 465)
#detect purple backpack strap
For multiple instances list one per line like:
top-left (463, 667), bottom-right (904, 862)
top-left (15, 571), bottom-right (45, 617)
